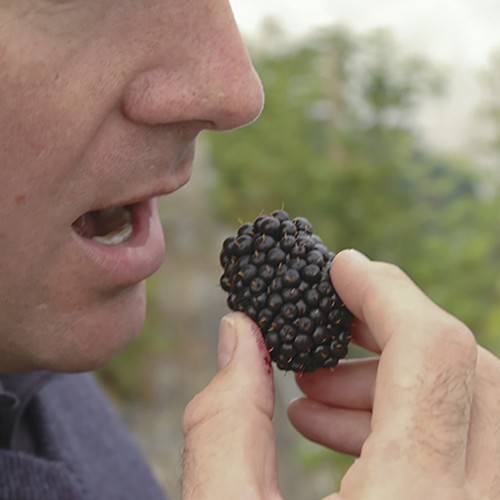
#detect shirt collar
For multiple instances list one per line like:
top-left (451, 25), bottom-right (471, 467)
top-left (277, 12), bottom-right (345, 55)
top-left (0, 379), bottom-right (18, 410)
top-left (0, 371), bottom-right (54, 450)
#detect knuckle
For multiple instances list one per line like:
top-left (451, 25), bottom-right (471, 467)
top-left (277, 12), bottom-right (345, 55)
top-left (368, 260), bottom-right (477, 364)
top-left (435, 315), bottom-right (477, 361)
top-left (182, 393), bottom-right (200, 437)
top-left (182, 389), bottom-right (219, 437)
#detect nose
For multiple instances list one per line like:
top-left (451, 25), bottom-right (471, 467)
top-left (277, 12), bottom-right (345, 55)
top-left (122, 1), bottom-right (264, 132)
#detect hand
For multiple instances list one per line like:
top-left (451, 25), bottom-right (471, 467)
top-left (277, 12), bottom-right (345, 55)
top-left (289, 250), bottom-right (500, 499)
top-left (182, 312), bottom-right (281, 499)
top-left (182, 250), bottom-right (500, 499)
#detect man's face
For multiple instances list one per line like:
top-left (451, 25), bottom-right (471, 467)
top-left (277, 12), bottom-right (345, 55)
top-left (0, 1), bottom-right (263, 372)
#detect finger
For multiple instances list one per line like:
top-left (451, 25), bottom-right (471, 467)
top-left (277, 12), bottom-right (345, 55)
top-left (182, 313), bottom-right (281, 499)
top-left (331, 249), bottom-right (470, 351)
top-left (295, 358), bottom-right (378, 411)
top-left (351, 319), bottom-right (382, 354)
top-left (288, 398), bottom-right (371, 456)
top-left (466, 347), bottom-right (500, 497)
top-left (331, 250), bottom-right (477, 475)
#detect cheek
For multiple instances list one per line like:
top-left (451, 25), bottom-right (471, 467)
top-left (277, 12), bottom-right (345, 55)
top-left (0, 26), bottom-right (112, 204)
top-left (0, 67), bottom-right (81, 235)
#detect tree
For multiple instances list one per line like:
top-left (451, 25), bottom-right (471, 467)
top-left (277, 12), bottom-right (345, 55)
top-left (208, 26), bottom-right (445, 256)
top-left (478, 50), bottom-right (500, 191)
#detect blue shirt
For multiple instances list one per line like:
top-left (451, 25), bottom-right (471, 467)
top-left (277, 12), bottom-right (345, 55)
top-left (0, 372), bottom-right (167, 500)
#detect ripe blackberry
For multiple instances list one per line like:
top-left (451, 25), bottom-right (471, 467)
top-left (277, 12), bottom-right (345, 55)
top-left (219, 210), bottom-right (352, 373)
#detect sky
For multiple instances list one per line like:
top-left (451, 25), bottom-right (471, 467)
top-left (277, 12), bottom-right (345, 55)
top-left (230, 0), bottom-right (500, 151)
top-left (231, 0), bottom-right (500, 67)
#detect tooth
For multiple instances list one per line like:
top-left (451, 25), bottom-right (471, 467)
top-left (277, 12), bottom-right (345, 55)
top-left (92, 222), bottom-right (133, 245)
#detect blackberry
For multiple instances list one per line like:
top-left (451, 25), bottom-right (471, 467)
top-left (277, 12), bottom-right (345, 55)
top-left (219, 210), bottom-right (352, 373)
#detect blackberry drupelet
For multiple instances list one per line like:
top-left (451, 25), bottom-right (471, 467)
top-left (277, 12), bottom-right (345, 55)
top-left (219, 210), bottom-right (352, 373)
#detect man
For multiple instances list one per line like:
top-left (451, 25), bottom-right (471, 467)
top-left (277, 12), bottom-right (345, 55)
top-left (0, 1), bottom-right (262, 498)
top-left (1, 1), bottom-right (499, 499)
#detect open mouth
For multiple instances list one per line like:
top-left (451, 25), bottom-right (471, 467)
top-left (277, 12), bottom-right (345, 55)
top-left (72, 205), bottom-right (134, 246)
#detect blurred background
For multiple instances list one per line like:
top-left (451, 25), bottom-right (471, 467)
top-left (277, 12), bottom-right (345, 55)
top-left (97, 1), bottom-right (500, 498)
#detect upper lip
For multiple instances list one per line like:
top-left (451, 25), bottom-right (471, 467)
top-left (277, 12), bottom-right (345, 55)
top-left (76, 148), bottom-right (195, 217)
top-left (93, 183), bottom-right (184, 212)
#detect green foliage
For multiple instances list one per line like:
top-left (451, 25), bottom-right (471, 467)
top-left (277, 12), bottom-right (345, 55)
top-left (479, 50), bottom-right (500, 154)
top-left (473, 49), bottom-right (500, 351)
top-left (211, 26), bottom-right (447, 236)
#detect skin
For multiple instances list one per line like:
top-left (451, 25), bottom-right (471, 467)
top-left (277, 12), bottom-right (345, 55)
top-left (0, 0), bottom-right (263, 372)
top-left (183, 250), bottom-right (500, 499)
top-left (3, 2), bottom-right (500, 498)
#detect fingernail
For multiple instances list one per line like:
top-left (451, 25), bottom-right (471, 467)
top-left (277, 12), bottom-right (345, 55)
top-left (217, 316), bottom-right (237, 370)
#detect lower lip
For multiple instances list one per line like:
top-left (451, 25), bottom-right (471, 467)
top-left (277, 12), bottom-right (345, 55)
top-left (72, 199), bottom-right (165, 287)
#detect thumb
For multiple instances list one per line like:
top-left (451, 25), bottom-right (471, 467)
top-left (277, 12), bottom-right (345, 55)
top-left (182, 312), bottom-right (281, 500)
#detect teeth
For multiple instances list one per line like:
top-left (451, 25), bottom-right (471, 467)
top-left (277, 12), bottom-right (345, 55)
top-left (92, 222), bottom-right (133, 245)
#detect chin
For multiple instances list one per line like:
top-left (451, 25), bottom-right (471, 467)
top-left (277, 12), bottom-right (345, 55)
top-left (37, 282), bottom-right (148, 373)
